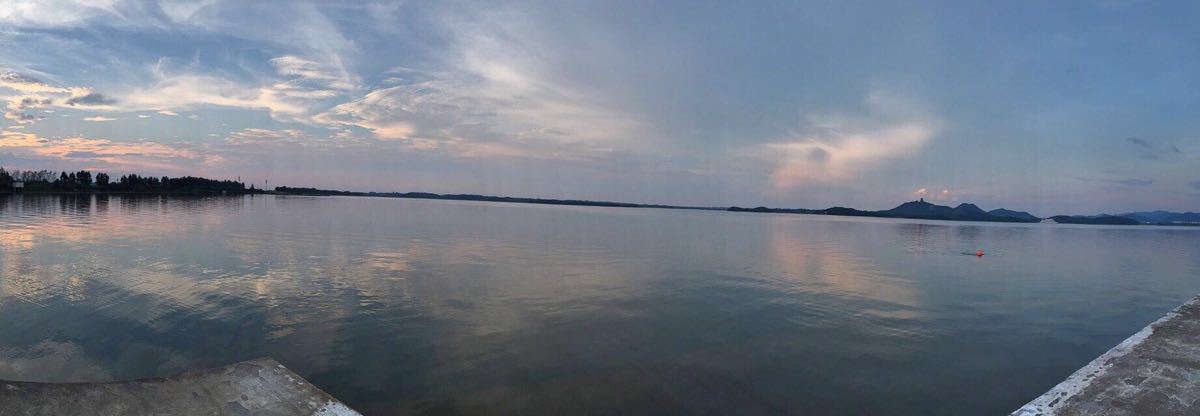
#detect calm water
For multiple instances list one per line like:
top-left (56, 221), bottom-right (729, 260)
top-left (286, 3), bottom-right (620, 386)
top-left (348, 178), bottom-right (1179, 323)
top-left (1, 195), bottom-right (1198, 414)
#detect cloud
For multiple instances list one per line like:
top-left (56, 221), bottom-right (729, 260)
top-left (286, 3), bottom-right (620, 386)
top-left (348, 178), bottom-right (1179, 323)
top-left (62, 150), bottom-right (103, 158)
top-left (0, 0), bottom-right (131, 28)
top-left (64, 90), bottom-right (117, 106)
top-left (0, 130), bottom-right (221, 172)
top-left (311, 20), bottom-right (644, 156)
top-left (10, 96), bottom-right (53, 109)
top-left (137, 114), bottom-right (150, 118)
top-left (1, 72), bottom-right (118, 124)
top-left (3, 110), bottom-right (44, 124)
top-left (124, 74), bottom-right (306, 118)
top-left (768, 92), bottom-right (943, 188)
top-left (83, 116), bottom-right (116, 122)
top-left (270, 55), bottom-right (355, 92)
top-left (123, 54), bottom-right (356, 122)
top-left (0, 71), bottom-right (68, 93)
top-left (7, 5), bottom-right (641, 163)
top-left (3, 128), bottom-right (218, 172)
top-left (226, 128), bottom-right (310, 145)
top-left (0, 130), bottom-right (45, 147)
top-left (4, 95), bottom-right (53, 124)
top-left (1126, 137), bottom-right (1152, 148)
top-left (1122, 137), bottom-right (1188, 161)
top-left (1075, 176), bottom-right (1154, 187)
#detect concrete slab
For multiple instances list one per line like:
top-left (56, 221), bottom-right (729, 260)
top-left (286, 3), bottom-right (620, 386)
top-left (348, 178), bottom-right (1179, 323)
top-left (0, 357), bottom-right (361, 416)
top-left (1014, 295), bottom-right (1200, 415)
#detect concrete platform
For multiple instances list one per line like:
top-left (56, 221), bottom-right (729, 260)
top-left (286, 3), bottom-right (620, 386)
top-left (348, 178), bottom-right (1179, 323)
top-left (1014, 295), bottom-right (1200, 415)
top-left (0, 357), bottom-right (360, 416)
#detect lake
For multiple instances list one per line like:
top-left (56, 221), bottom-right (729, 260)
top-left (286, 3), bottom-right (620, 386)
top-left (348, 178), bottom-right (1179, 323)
top-left (1, 194), bottom-right (1198, 415)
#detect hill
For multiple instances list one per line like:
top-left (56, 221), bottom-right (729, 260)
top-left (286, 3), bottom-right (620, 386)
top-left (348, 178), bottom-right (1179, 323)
top-left (988, 208), bottom-right (1040, 222)
top-left (1048, 215), bottom-right (1140, 225)
top-left (877, 199), bottom-right (1037, 222)
top-left (731, 199), bottom-right (1039, 223)
top-left (1119, 210), bottom-right (1200, 225)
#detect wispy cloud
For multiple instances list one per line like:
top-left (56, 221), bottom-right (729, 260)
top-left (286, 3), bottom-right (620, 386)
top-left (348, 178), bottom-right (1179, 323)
top-left (0, 71), bottom-right (68, 93)
top-left (767, 92), bottom-right (943, 188)
top-left (226, 128), bottom-right (311, 145)
top-left (1126, 136), bottom-right (1152, 148)
top-left (83, 116), bottom-right (116, 122)
top-left (1075, 176), bottom-right (1154, 187)
top-left (0, 129), bottom-right (44, 147)
top-left (0, 130), bottom-right (220, 172)
top-left (1123, 136), bottom-right (1187, 161)
top-left (310, 10), bottom-right (645, 159)
top-left (122, 54), bottom-right (355, 122)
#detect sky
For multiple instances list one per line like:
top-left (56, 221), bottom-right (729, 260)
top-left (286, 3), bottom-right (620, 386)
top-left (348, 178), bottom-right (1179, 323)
top-left (1, 0), bottom-right (1198, 215)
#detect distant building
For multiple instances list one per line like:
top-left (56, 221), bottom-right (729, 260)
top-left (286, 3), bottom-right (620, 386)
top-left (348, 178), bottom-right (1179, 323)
top-left (13, 181), bottom-right (23, 192)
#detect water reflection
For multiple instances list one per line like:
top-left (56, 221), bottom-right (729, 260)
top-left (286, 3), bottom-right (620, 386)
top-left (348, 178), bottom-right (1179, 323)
top-left (766, 217), bottom-right (918, 310)
top-left (0, 195), bottom-right (1198, 415)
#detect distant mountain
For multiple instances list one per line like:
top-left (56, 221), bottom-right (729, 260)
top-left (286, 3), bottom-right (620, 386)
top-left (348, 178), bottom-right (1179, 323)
top-left (1048, 215), bottom-right (1140, 225)
top-left (988, 208), bottom-right (1040, 222)
top-left (877, 199), bottom-right (1035, 222)
top-left (729, 199), bottom-right (1178, 226)
top-left (949, 203), bottom-right (990, 220)
top-left (881, 199), bottom-right (954, 218)
top-left (729, 199), bottom-right (1038, 223)
top-left (1119, 210), bottom-right (1200, 225)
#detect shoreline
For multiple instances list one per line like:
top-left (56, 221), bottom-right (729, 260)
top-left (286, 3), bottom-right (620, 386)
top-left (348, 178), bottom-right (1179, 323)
top-left (6, 191), bottom-right (1199, 227)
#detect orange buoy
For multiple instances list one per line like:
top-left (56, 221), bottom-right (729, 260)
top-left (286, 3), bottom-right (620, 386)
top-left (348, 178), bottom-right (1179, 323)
top-left (976, 250), bottom-right (984, 257)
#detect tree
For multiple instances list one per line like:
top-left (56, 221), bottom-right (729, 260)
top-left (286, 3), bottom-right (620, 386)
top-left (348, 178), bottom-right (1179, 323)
top-left (96, 172), bottom-right (110, 188)
top-left (76, 170), bottom-right (92, 187)
top-left (0, 167), bottom-right (12, 189)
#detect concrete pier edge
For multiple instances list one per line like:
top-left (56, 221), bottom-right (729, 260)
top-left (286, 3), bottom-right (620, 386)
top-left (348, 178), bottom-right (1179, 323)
top-left (0, 357), bottom-right (362, 416)
top-left (1013, 294), bottom-right (1200, 415)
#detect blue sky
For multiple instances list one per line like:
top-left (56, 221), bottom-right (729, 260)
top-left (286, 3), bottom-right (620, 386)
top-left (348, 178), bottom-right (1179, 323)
top-left (1, 0), bottom-right (1198, 214)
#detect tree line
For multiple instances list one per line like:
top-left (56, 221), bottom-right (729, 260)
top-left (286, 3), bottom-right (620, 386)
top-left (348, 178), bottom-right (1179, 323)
top-left (0, 167), bottom-right (258, 194)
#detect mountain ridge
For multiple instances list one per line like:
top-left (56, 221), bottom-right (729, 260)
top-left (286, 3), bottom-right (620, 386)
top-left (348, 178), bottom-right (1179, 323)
top-left (731, 198), bottom-right (1044, 223)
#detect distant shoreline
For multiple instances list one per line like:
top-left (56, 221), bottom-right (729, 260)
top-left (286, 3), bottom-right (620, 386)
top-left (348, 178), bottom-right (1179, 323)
top-left (261, 187), bottom-right (1200, 227)
top-left (8, 188), bottom-right (1199, 227)
top-left (3, 168), bottom-right (1195, 226)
